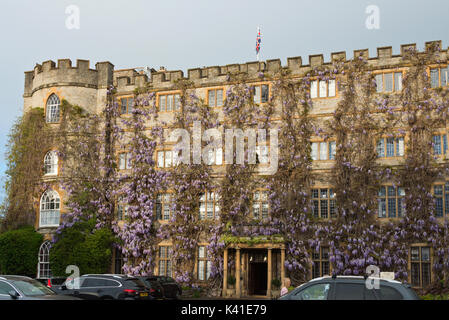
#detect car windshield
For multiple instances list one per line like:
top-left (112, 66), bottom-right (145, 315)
top-left (11, 279), bottom-right (56, 296)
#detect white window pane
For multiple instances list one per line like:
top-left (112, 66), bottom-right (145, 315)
top-left (199, 247), bottom-right (205, 258)
top-left (216, 148), bottom-right (223, 165)
top-left (254, 86), bottom-right (261, 104)
top-left (167, 95), bottom-right (173, 111)
top-left (208, 90), bottom-right (215, 107)
top-left (198, 261), bottom-right (205, 280)
top-left (441, 67), bottom-right (448, 87)
top-left (207, 149), bottom-right (214, 165)
top-left (319, 143), bottom-right (327, 160)
top-left (329, 141), bottom-right (336, 160)
top-left (328, 80), bottom-right (336, 97)
top-left (260, 146), bottom-right (269, 164)
top-left (157, 151), bottom-right (164, 167)
top-left (310, 81), bottom-right (318, 98)
top-left (431, 69), bottom-right (439, 88)
top-left (126, 153), bottom-right (132, 169)
top-left (319, 81), bottom-right (327, 97)
top-left (375, 74), bottom-right (383, 92)
top-left (216, 89), bottom-right (223, 107)
top-left (311, 142), bottom-right (318, 160)
top-left (174, 94), bottom-right (181, 111)
top-left (119, 153), bottom-right (126, 170)
top-left (385, 73), bottom-right (393, 92)
top-left (397, 138), bottom-right (404, 156)
top-left (165, 151), bottom-right (172, 167)
top-left (394, 72), bottom-right (403, 91)
top-left (159, 96), bottom-right (166, 112)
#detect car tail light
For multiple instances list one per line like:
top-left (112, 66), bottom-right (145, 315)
top-left (47, 279), bottom-right (52, 287)
top-left (124, 289), bottom-right (137, 294)
top-left (150, 288), bottom-right (155, 293)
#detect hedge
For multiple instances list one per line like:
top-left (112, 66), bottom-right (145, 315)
top-left (0, 226), bottom-right (43, 277)
top-left (50, 219), bottom-right (115, 276)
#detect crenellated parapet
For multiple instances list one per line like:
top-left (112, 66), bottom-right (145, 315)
top-left (111, 40), bottom-right (448, 91)
top-left (24, 59), bottom-right (114, 97)
top-left (25, 41), bottom-right (448, 95)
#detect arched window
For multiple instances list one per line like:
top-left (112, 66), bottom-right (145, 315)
top-left (46, 94), bottom-right (60, 123)
top-left (37, 241), bottom-right (51, 279)
top-left (39, 189), bottom-right (61, 227)
top-left (44, 151), bottom-right (58, 175)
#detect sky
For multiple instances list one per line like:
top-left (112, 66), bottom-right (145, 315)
top-left (0, 0), bottom-right (448, 202)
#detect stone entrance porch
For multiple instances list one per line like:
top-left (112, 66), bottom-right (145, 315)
top-left (222, 242), bottom-right (286, 298)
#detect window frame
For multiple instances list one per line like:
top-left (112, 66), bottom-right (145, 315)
top-left (252, 190), bottom-right (269, 220)
top-left (376, 136), bottom-right (405, 158)
top-left (429, 65), bottom-right (448, 88)
top-left (199, 191), bottom-right (220, 220)
top-left (157, 92), bottom-right (181, 113)
top-left (197, 245), bottom-right (211, 281)
top-left (45, 94), bottom-right (61, 123)
top-left (119, 96), bottom-right (135, 115)
top-left (311, 246), bottom-right (330, 279)
top-left (374, 70), bottom-right (404, 93)
top-left (43, 150), bottom-right (59, 176)
top-left (158, 246), bottom-right (173, 277)
top-left (377, 185), bottom-right (405, 218)
top-left (207, 88), bottom-right (224, 108)
top-left (251, 83), bottom-right (270, 104)
top-left (409, 245), bottom-right (432, 288)
top-left (309, 78), bottom-right (337, 99)
top-left (118, 152), bottom-right (132, 170)
top-left (431, 132), bottom-right (448, 156)
top-left (311, 140), bottom-right (337, 161)
top-left (39, 189), bottom-right (61, 228)
top-left (432, 182), bottom-right (449, 218)
top-left (311, 188), bottom-right (337, 219)
top-left (37, 241), bottom-right (52, 279)
top-left (156, 193), bottom-right (173, 221)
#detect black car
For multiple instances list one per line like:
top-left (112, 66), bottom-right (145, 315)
top-left (136, 276), bottom-right (165, 299)
top-left (35, 277), bottom-right (67, 289)
top-left (53, 274), bottom-right (153, 300)
top-left (0, 275), bottom-right (80, 300)
top-left (278, 275), bottom-right (420, 300)
top-left (149, 276), bottom-right (182, 299)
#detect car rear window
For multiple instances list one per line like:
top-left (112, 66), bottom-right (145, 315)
top-left (125, 278), bottom-right (146, 289)
top-left (379, 286), bottom-right (403, 300)
top-left (335, 283), bottom-right (365, 300)
top-left (11, 279), bottom-right (56, 296)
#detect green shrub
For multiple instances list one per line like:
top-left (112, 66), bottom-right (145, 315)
top-left (50, 219), bottom-right (115, 276)
top-left (0, 226), bottom-right (43, 276)
top-left (271, 278), bottom-right (282, 289)
top-left (227, 275), bottom-right (236, 286)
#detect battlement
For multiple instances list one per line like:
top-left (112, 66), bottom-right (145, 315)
top-left (26, 41), bottom-right (448, 96)
top-left (112, 40), bottom-right (448, 91)
top-left (24, 59), bottom-right (114, 97)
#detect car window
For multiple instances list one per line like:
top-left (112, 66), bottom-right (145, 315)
top-left (11, 279), bottom-right (55, 296)
top-left (335, 283), bottom-right (365, 300)
top-left (125, 279), bottom-right (146, 289)
top-left (82, 278), bottom-right (107, 287)
top-left (364, 288), bottom-right (378, 300)
top-left (379, 286), bottom-right (403, 300)
top-left (0, 281), bottom-right (15, 295)
top-left (102, 279), bottom-right (120, 287)
top-left (296, 283), bottom-right (330, 300)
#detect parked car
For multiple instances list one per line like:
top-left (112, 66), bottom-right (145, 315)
top-left (278, 275), bottom-right (420, 300)
top-left (0, 275), bottom-right (81, 300)
top-left (35, 277), bottom-right (67, 289)
top-left (136, 276), bottom-right (165, 299)
top-left (149, 276), bottom-right (182, 299)
top-left (53, 274), bottom-right (153, 300)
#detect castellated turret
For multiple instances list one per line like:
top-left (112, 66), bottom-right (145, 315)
top-left (23, 59), bottom-right (114, 115)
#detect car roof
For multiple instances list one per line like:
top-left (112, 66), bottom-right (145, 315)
top-left (0, 275), bottom-right (33, 281)
top-left (81, 274), bottom-right (138, 279)
top-left (309, 275), bottom-right (402, 284)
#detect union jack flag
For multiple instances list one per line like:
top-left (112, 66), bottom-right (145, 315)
top-left (255, 27), bottom-right (261, 55)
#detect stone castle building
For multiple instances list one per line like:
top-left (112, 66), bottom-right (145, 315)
top-left (24, 40), bottom-right (449, 297)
